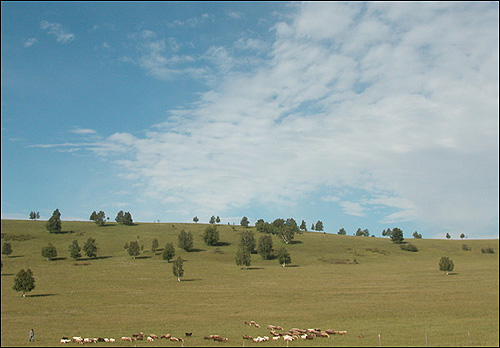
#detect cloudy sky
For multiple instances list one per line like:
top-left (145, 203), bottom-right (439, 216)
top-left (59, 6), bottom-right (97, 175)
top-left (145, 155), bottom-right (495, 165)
top-left (1, 2), bottom-right (498, 239)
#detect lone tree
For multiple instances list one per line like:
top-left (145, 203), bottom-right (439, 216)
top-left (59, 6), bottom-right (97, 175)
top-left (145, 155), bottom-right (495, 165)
top-left (2, 242), bottom-right (12, 257)
top-left (13, 268), bottom-right (35, 297)
top-left (45, 209), bottom-right (62, 233)
top-left (178, 230), bottom-right (194, 252)
top-left (413, 231), bottom-right (423, 239)
top-left (277, 247), bottom-right (291, 267)
top-left (90, 211), bottom-right (106, 226)
top-left (172, 256), bottom-right (184, 281)
top-left (162, 242), bottom-right (175, 262)
top-left (258, 235), bottom-right (274, 260)
top-left (390, 227), bottom-right (404, 244)
top-left (240, 216), bottom-right (250, 227)
top-left (128, 241), bottom-right (140, 259)
top-left (41, 243), bottom-right (58, 261)
top-left (151, 238), bottom-right (160, 254)
top-left (29, 211), bottom-right (40, 221)
top-left (338, 228), bottom-right (347, 235)
top-left (439, 256), bottom-right (454, 275)
top-left (203, 225), bottom-right (220, 246)
top-left (460, 233), bottom-right (466, 239)
top-left (300, 220), bottom-right (307, 232)
top-left (235, 246), bottom-right (251, 269)
top-left (216, 216), bottom-right (221, 224)
top-left (193, 216), bottom-right (199, 223)
top-left (315, 220), bottom-right (324, 232)
top-left (68, 240), bottom-right (81, 261)
top-left (446, 233), bottom-right (451, 239)
top-left (240, 230), bottom-right (256, 254)
top-left (83, 237), bottom-right (98, 258)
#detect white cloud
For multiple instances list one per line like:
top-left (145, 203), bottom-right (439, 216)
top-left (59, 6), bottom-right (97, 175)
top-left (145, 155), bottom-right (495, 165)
top-left (24, 38), bottom-right (38, 48)
top-left (70, 128), bottom-right (97, 135)
top-left (71, 3), bottom-right (498, 237)
top-left (40, 20), bottom-right (75, 44)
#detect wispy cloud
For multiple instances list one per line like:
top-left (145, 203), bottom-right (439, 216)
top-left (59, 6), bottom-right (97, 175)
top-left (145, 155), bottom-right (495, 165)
top-left (40, 20), bottom-right (75, 44)
top-left (69, 128), bottom-right (97, 135)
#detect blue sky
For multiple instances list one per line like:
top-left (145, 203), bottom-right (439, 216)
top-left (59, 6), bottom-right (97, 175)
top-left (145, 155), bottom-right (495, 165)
top-left (1, 2), bottom-right (498, 239)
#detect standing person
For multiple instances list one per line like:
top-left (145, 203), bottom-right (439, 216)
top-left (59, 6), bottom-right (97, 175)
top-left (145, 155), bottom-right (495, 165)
top-left (29, 329), bottom-right (34, 342)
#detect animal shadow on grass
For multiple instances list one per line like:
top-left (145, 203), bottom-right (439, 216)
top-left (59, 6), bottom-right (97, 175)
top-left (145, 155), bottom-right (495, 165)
top-left (286, 264), bottom-right (300, 268)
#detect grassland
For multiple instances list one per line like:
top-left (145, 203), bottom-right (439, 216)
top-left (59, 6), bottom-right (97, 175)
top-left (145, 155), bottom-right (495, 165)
top-left (1, 219), bottom-right (498, 347)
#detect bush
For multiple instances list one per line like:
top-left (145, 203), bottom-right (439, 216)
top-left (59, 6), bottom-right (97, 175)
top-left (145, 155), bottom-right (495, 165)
top-left (481, 247), bottom-right (494, 254)
top-left (203, 225), bottom-right (220, 246)
top-left (462, 244), bottom-right (471, 251)
top-left (400, 243), bottom-right (418, 252)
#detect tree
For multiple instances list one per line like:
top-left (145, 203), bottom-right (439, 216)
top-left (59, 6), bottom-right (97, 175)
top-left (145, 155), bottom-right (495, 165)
top-left (446, 233), bottom-right (451, 239)
top-left (356, 228), bottom-right (370, 237)
top-left (257, 235), bottom-right (274, 260)
top-left (315, 220), bottom-right (324, 232)
top-left (277, 247), bottom-right (291, 267)
top-left (172, 256), bottom-right (184, 281)
top-left (413, 231), bottom-right (422, 239)
top-left (240, 230), bottom-right (256, 254)
top-left (83, 237), bottom-right (98, 258)
top-left (235, 246), bottom-right (251, 269)
top-left (13, 268), bottom-right (35, 297)
top-left (240, 216), bottom-right (249, 227)
top-left (460, 233), bottom-right (466, 239)
top-left (216, 216), bottom-right (221, 224)
top-left (162, 243), bottom-right (175, 262)
top-left (115, 210), bottom-right (125, 224)
top-left (151, 238), bottom-right (159, 254)
top-left (203, 225), bottom-right (220, 246)
top-left (68, 240), bottom-right (81, 261)
top-left (209, 215), bottom-right (216, 224)
top-left (299, 220), bottom-right (307, 232)
top-left (127, 241), bottom-right (140, 259)
top-left (29, 211), bottom-right (40, 221)
top-left (90, 211), bottom-right (106, 226)
top-left (338, 228), bottom-right (347, 235)
top-left (45, 209), bottom-right (62, 233)
top-left (41, 243), bottom-right (58, 261)
top-left (390, 228), bottom-right (404, 244)
top-left (439, 256), bottom-right (454, 275)
top-left (382, 228), bottom-right (392, 238)
top-left (2, 242), bottom-right (12, 257)
top-left (311, 223), bottom-right (315, 231)
top-left (123, 212), bottom-right (133, 225)
top-left (193, 216), bottom-right (199, 223)
top-left (178, 230), bottom-right (193, 252)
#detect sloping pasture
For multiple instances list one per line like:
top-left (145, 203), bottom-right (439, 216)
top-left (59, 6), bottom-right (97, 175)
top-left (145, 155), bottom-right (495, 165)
top-left (1, 220), bottom-right (498, 346)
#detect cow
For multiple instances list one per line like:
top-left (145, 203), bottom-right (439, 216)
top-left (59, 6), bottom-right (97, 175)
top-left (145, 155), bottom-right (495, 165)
top-left (272, 336), bottom-right (280, 341)
top-left (242, 335), bottom-right (252, 340)
top-left (150, 334), bottom-right (158, 340)
top-left (337, 331), bottom-right (347, 335)
top-left (121, 337), bottom-right (133, 342)
top-left (185, 332), bottom-right (192, 337)
top-left (109, 338), bottom-right (115, 343)
top-left (161, 334), bottom-right (171, 339)
top-left (60, 339), bottom-right (71, 343)
top-left (147, 336), bottom-right (154, 342)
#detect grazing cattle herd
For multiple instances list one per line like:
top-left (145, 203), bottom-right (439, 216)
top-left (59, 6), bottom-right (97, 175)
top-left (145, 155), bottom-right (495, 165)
top-left (58, 322), bottom-right (347, 344)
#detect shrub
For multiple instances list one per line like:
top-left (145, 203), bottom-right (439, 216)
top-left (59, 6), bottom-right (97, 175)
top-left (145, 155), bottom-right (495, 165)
top-left (481, 247), bottom-right (494, 254)
top-left (462, 244), bottom-right (471, 251)
top-left (439, 256), bottom-right (454, 275)
top-left (203, 225), bottom-right (220, 246)
top-left (400, 243), bottom-right (418, 252)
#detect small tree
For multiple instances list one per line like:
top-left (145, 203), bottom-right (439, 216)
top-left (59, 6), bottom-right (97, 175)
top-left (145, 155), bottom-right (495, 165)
top-left (216, 216), bottom-right (221, 224)
top-left (235, 246), bottom-right (251, 269)
top-left (311, 223), bottom-right (315, 231)
top-left (446, 233), bottom-right (451, 239)
top-left (257, 235), bottom-right (274, 260)
top-left (193, 216), bottom-right (199, 223)
top-left (151, 238), bottom-right (159, 254)
top-left (41, 243), bottom-right (58, 261)
top-left (277, 247), bottom-right (291, 267)
top-left (127, 241), bottom-right (140, 259)
top-left (240, 230), bottom-right (256, 254)
top-left (172, 256), bottom-right (184, 281)
top-left (412, 231), bottom-right (422, 239)
top-left (390, 228), bottom-right (404, 244)
top-left (13, 268), bottom-right (35, 297)
top-left (83, 237), bottom-right (98, 258)
top-left (115, 210), bottom-right (125, 224)
top-left (90, 211), bottom-right (106, 226)
top-left (209, 215), bottom-right (216, 224)
top-left (240, 216), bottom-right (250, 227)
top-left (439, 256), bottom-right (454, 275)
top-left (300, 220), bottom-right (307, 232)
top-left (29, 211), bottom-right (40, 221)
top-left (162, 243), bottom-right (175, 262)
top-left (2, 243), bottom-right (12, 257)
top-left (338, 228), bottom-right (347, 235)
top-left (315, 220), bottom-right (324, 232)
top-left (460, 233), bottom-right (465, 239)
top-left (45, 208), bottom-right (62, 233)
top-left (68, 240), bottom-right (81, 261)
top-left (203, 225), bottom-right (220, 246)
top-left (123, 212), bottom-right (133, 225)
top-left (178, 230), bottom-right (194, 252)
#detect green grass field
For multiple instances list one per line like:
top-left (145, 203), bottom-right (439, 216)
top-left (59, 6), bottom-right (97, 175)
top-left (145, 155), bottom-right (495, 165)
top-left (1, 220), bottom-right (498, 347)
